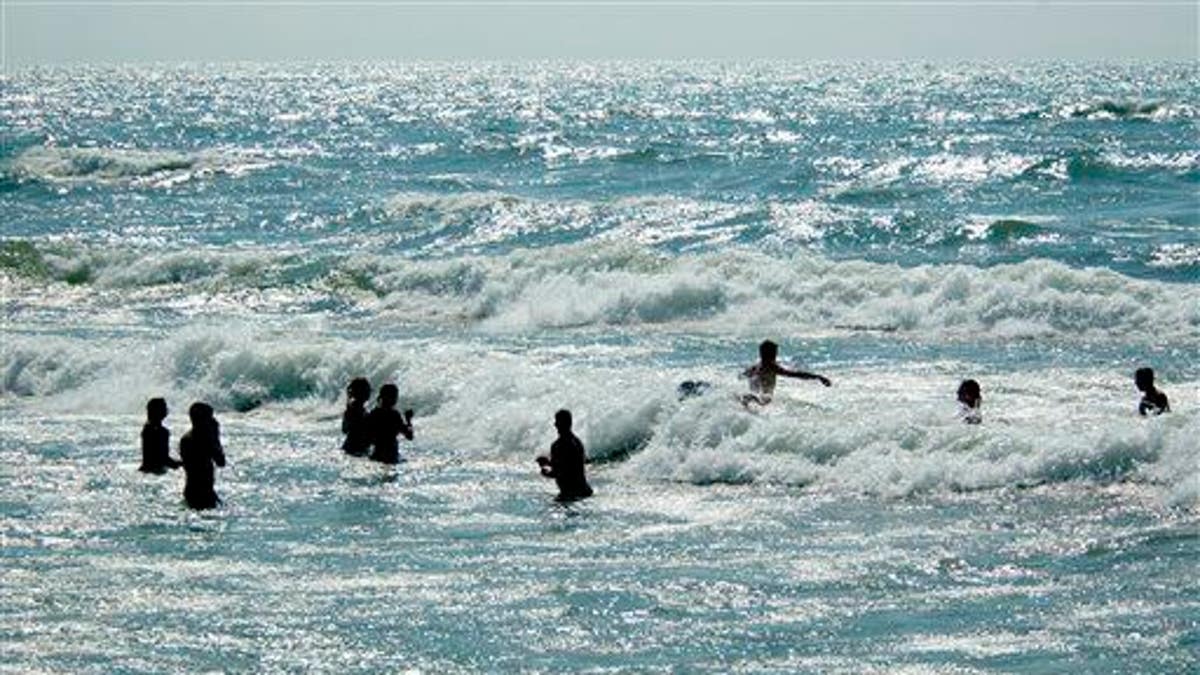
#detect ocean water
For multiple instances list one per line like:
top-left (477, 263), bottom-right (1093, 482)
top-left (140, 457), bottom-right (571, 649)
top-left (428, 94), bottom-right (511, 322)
top-left (2, 62), bottom-right (1198, 672)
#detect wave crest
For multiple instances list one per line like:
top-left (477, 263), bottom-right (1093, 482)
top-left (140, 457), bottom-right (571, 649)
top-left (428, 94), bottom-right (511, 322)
top-left (4, 146), bottom-right (273, 187)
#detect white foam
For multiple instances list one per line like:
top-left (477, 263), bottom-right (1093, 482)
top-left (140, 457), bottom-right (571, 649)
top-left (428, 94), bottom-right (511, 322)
top-left (6, 242), bottom-right (1199, 342)
top-left (4, 326), bottom-right (1196, 506)
top-left (7, 145), bottom-right (274, 187)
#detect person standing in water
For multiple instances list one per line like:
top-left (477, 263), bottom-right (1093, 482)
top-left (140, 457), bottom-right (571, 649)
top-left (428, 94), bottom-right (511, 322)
top-left (139, 397), bottom-right (181, 474)
top-left (741, 340), bottom-right (831, 407)
top-left (179, 402), bottom-right (226, 510)
top-left (1134, 367), bottom-right (1170, 416)
top-left (536, 409), bottom-right (593, 502)
top-left (342, 377), bottom-right (373, 456)
top-left (957, 379), bottom-right (982, 425)
top-left (367, 383), bottom-right (414, 465)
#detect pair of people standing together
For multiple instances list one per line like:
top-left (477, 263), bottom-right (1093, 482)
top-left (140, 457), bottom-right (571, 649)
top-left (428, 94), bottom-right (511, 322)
top-left (341, 378), bottom-right (414, 464)
top-left (140, 398), bottom-right (226, 510)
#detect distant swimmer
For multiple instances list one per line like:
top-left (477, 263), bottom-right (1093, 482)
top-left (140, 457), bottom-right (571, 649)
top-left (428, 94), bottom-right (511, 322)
top-left (536, 409), bottom-right (593, 502)
top-left (677, 380), bottom-right (712, 401)
top-left (139, 397), bottom-right (181, 474)
top-left (740, 340), bottom-right (831, 407)
top-left (957, 379), bottom-right (982, 425)
top-left (179, 402), bottom-right (226, 510)
top-left (1134, 367), bottom-right (1170, 416)
top-left (367, 383), bottom-right (414, 465)
top-left (342, 377), bottom-right (372, 456)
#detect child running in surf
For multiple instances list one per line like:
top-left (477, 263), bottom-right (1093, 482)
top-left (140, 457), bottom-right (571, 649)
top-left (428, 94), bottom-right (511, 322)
top-left (741, 340), bottom-right (831, 407)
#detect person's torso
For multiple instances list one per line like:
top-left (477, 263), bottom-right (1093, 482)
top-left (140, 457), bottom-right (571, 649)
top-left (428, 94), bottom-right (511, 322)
top-left (747, 363), bottom-right (777, 396)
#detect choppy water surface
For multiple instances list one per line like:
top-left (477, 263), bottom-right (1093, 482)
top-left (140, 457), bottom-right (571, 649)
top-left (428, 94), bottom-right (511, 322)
top-left (2, 62), bottom-right (1198, 671)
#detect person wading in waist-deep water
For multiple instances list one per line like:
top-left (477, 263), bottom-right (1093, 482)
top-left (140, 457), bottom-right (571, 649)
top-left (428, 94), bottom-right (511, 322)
top-left (139, 397), bottom-right (181, 474)
top-left (741, 339), bottom-right (831, 407)
top-left (179, 402), bottom-right (226, 510)
top-left (367, 383), bottom-right (414, 465)
top-left (536, 409), bottom-right (593, 502)
top-left (342, 377), bottom-right (373, 456)
top-left (1134, 367), bottom-right (1170, 416)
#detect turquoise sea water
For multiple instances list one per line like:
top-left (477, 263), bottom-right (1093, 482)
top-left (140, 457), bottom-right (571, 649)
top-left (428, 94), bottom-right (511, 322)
top-left (2, 62), bottom-right (1198, 672)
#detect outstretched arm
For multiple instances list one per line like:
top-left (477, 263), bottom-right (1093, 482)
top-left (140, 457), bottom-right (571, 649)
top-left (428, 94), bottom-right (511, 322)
top-left (774, 364), bottom-right (831, 386)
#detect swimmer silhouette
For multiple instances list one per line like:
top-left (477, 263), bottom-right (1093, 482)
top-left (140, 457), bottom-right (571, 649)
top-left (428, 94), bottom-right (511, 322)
top-left (536, 409), bottom-right (593, 502)
top-left (179, 402), bottom-right (226, 510)
top-left (342, 377), bottom-right (372, 456)
top-left (1135, 367), bottom-right (1170, 416)
top-left (139, 397), bottom-right (181, 474)
top-left (677, 380), bottom-right (712, 401)
top-left (367, 383), bottom-right (413, 465)
top-left (957, 379), bottom-right (982, 425)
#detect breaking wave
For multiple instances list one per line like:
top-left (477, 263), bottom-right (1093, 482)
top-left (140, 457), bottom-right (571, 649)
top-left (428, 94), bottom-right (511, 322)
top-left (3, 146), bottom-right (274, 187)
top-left (3, 240), bottom-right (1197, 341)
top-left (3, 328), bottom-right (1196, 506)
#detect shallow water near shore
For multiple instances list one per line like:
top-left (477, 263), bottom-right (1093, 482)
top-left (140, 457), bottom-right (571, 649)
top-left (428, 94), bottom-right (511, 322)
top-left (3, 408), bottom-right (1197, 672)
top-left (2, 61), bottom-right (1198, 671)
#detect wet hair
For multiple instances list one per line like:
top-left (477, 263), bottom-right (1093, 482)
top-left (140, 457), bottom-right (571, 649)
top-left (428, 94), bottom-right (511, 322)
top-left (759, 340), bottom-right (779, 361)
top-left (146, 397), bottom-right (168, 421)
top-left (1134, 367), bottom-right (1155, 389)
top-left (347, 377), bottom-right (371, 402)
top-left (957, 379), bottom-right (981, 405)
top-left (188, 402), bottom-right (214, 424)
top-left (379, 383), bottom-right (399, 406)
top-left (555, 409), bottom-right (572, 430)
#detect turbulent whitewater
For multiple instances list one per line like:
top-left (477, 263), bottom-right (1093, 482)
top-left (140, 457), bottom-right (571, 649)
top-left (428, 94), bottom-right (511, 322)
top-left (2, 62), bottom-right (1197, 672)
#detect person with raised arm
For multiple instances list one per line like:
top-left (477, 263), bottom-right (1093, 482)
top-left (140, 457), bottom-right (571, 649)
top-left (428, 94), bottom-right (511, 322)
top-left (740, 340), bottom-right (831, 407)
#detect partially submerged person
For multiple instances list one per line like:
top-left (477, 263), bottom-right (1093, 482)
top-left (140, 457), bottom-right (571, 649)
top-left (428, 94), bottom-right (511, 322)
top-left (1135, 367), bottom-right (1170, 416)
top-left (342, 377), bottom-right (373, 456)
top-left (536, 409), bottom-right (593, 502)
top-left (741, 340), bottom-right (831, 407)
top-left (957, 379), bottom-right (982, 425)
top-left (179, 402), bottom-right (226, 510)
top-left (139, 397), bottom-right (181, 474)
top-left (367, 383), bottom-right (414, 465)
top-left (676, 380), bottom-right (712, 401)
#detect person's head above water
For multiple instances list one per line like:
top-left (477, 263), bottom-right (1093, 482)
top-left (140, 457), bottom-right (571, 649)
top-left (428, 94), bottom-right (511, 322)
top-left (957, 379), bottom-right (981, 408)
top-left (347, 377), bottom-right (371, 403)
top-left (146, 397), bottom-right (168, 423)
top-left (759, 340), bottom-right (779, 364)
top-left (555, 409), bottom-right (573, 435)
top-left (378, 383), bottom-right (399, 408)
top-left (188, 402), bottom-right (214, 426)
top-left (1134, 367), bottom-right (1156, 392)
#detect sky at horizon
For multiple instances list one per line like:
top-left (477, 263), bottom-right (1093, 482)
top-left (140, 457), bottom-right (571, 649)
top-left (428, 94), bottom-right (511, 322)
top-left (2, 1), bottom-right (1198, 65)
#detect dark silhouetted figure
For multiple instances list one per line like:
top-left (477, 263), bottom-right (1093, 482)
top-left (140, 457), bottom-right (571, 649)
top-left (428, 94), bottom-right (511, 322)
top-left (1135, 367), bottom-right (1170, 416)
top-left (139, 397), bottom-right (181, 474)
top-left (536, 409), bottom-right (593, 502)
top-left (741, 340), bottom-right (831, 406)
top-left (342, 377), bottom-right (373, 456)
top-left (180, 402), bottom-right (226, 510)
top-left (677, 380), bottom-right (712, 401)
top-left (957, 379), bottom-right (982, 425)
top-left (367, 383), bottom-right (413, 465)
